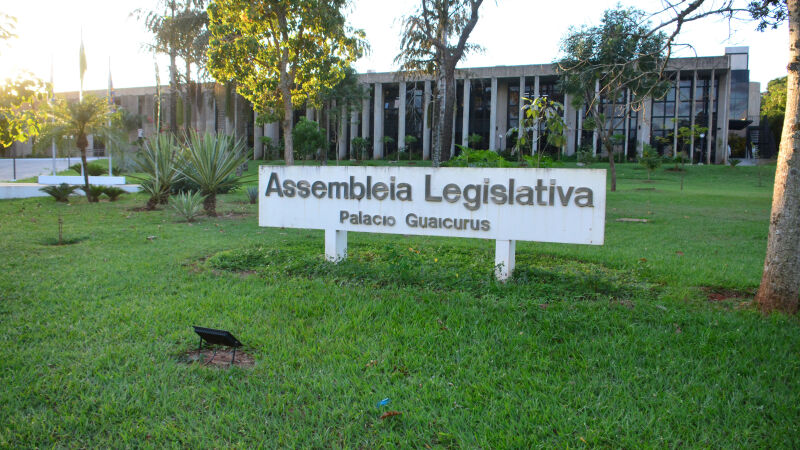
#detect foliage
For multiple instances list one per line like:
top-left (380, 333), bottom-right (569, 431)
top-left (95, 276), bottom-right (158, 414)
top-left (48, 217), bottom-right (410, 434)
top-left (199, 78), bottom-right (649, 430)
top-left (169, 190), bottom-right (206, 222)
top-left (351, 137), bottom-right (369, 160)
top-left (559, 6), bottom-right (668, 191)
top-left (577, 149), bottom-right (596, 166)
top-left (291, 118), bottom-right (326, 160)
top-left (521, 154), bottom-right (559, 168)
top-left (760, 76), bottom-right (786, 147)
top-left (445, 147), bottom-right (512, 168)
top-left (38, 183), bottom-right (79, 203)
top-left (80, 185), bottom-right (107, 203)
top-left (178, 131), bottom-right (250, 216)
top-left (382, 135), bottom-right (396, 157)
top-left (207, 0), bottom-right (366, 164)
top-left (246, 186), bottom-right (259, 205)
top-left (69, 163), bottom-right (108, 176)
top-left (729, 158), bottom-right (742, 167)
top-left (102, 186), bottom-right (126, 201)
top-left (467, 133), bottom-right (483, 148)
top-left (512, 96), bottom-right (566, 166)
top-left (131, 133), bottom-right (182, 210)
top-left (639, 144), bottom-right (663, 180)
top-left (395, 0), bottom-right (484, 166)
top-left (259, 136), bottom-right (280, 160)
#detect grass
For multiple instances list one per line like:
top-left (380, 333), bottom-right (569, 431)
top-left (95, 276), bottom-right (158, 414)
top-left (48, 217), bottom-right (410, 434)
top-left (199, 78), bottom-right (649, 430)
top-left (1, 161), bottom-right (798, 447)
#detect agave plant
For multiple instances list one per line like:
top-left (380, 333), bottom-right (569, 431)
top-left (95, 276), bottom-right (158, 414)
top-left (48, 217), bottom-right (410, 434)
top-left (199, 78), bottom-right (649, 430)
top-left (178, 131), bottom-right (251, 216)
top-left (246, 186), bottom-right (259, 204)
top-left (39, 183), bottom-right (79, 203)
top-left (130, 133), bottom-right (181, 210)
top-left (170, 191), bottom-right (205, 222)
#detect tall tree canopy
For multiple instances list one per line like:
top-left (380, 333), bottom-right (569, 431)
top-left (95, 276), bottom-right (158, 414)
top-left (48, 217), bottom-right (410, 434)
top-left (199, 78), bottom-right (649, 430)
top-left (206, 0), bottom-right (365, 165)
top-left (559, 6), bottom-right (669, 192)
top-left (395, 0), bottom-right (484, 167)
top-left (761, 75), bottom-right (787, 148)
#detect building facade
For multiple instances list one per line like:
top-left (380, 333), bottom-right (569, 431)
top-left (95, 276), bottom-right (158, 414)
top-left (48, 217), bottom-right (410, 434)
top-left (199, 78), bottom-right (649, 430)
top-left (11, 47), bottom-right (764, 164)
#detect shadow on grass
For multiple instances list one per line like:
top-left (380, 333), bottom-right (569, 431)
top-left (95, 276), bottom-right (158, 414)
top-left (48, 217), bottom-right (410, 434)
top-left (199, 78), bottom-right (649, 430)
top-left (204, 241), bottom-right (657, 302)
top-left (40, 236), bottom-right (89, 246)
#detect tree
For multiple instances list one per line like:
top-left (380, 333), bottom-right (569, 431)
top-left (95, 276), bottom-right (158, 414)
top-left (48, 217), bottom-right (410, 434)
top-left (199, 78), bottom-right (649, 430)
top-left (559, 7), bottom-right (669, 192)
top-left (761, 75), bottom-right (787, 148)
top-left (510, 96), bottom-right (566, 167)
top-left (396, 0), bottom-right (484, 167)
top-left (317, 67), bottom-right (367, 164)
top-left (42, 96), bottom-right (115, 200)
top-left (0, 14), bottom-right (46, 148)
top-left (206, 0), bottom-right (365, 166)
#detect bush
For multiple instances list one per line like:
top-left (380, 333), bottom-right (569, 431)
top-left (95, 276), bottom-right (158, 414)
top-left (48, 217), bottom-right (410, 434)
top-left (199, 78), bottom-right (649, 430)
top-left (80, 185), bottom-right (106, 202)
top-left (170, 191), bottom-right (206, 222)
top-left (69, 163), bottom-right (107, 176)
top-left (39, 183), bottom-right (79, 203)
top-left (521, 154), bottom-right (560, 168)
top-left (131, 133), bottom-right (182, 210)
top-left (639, 144), bottom-right (663, 180)
top-left (445, 147), bottom-right (512, 168)
top-left (729, 158), bottom-right (741, 167)
top-left (102, 186), bottom-right (126, 201)
top-left (292, 118), bottom-right (325, 160)
top-left (577, 150), bottom-right (596, 166)
top-left (246, 186), bottom-right (259, 204)
top-left (351, 137), bottom-right (370, 160)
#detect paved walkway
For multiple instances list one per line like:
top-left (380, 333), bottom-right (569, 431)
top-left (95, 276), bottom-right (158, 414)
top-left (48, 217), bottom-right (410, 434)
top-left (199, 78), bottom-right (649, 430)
top-left (0, 157), bottom-right (100, 182)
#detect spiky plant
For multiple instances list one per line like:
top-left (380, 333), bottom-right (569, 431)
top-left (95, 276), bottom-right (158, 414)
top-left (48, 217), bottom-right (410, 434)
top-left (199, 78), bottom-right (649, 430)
top-left (246, 186), bottom-right (259, 204)
top-left (131, 133), bottom-right (182, 210)
top-left (39, 183), bottom-right (79, 203)
top-left (178, 131), bottom-right (251, 216)
top-left (170, 191), bottom-right (205, 222)
top-left (80, 185), bottom-right (106, 202)
top-left (102, 186), bottom-right (126, 201)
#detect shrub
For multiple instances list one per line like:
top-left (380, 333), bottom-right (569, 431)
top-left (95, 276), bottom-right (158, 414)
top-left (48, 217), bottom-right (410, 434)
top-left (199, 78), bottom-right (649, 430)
top-left (80, 185), bottom-right (106, 202)
top-left (131, 133), bottom-right (182, 210)
top-left (39, 183), bottom-right (79, 203)
top-left (69, 163), bottom-right (107, 176)
top-left (246, 186), bottom-right (259, 204)
top-left (292, 118), bottom-right (325, 160)
top-left (102, 186), bottom-right (126, 201)
top-left (638, 144), bottom-right (663, 180)
top-left (522, 154), bottom-right (559, 168)
top-left (446, 147), bottom-right (512, 168)
top-left (577, 149), bottom-right (596, 166)
top-left (179, 131), bottom-right (251, 216)
top-left (170, 191), bottom-right (206, 222)
top-left (351, 137), bottom-right (370, 160)
top-left (729, 158), bottom-right (741, 167)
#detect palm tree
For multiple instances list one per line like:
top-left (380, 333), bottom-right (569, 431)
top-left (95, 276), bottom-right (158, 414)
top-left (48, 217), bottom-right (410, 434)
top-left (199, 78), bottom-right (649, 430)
top-left (178, 131), bottom-right (250, 216)
top-left (42, 95), bottom-right (115, 201)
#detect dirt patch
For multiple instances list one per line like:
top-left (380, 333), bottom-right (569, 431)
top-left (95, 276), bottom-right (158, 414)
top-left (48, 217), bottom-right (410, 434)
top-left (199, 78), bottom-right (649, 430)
top-left (635, 187), bottom-right (656, 191)
top-left (215, 211), bottom-right (251, 219)
top-left (702, 287), bottom-right (754, 302)
top-left (182, 348), bottom-right (255, 368)
top-left (127, 206), bottom-right (160, 212)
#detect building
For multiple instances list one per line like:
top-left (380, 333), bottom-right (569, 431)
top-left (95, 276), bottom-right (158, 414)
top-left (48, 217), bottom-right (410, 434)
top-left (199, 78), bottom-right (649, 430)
top-left (10, 46), bottom-right (765, 164)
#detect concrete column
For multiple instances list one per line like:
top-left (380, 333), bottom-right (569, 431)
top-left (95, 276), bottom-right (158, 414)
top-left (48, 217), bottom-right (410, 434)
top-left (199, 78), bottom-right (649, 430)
top-left (398, 82), bottom-right (406, 152)
top-left (690, 70), bottom-right (698, 162)
top-left (638, 98), bottom-right (652, 157)
top-left (349, 110), bottom-right (359, 158)
top-left (462, 79), bottom-right (471, 147)
top-left (494, 239), bottom-right (516, 281)
top-left (673, 70), bottom-right (680, 157)
top-left (423, 80), bottom-right (431, 160)
top-left (518, 76), bottom-right (525, 136)
top-left (707, 69), bottom-right (715, 164)
top-left (716, 69), bottom-right (731, 164)
top-left (489, 77), bottom-right (498, 151)
top-left (373, 83), bottom-right (384, 159)
top-left (592, 79), bottom-right (599, 156)
top-left (532, 76), bottom-right (540, 154)
top-left (265, 121), bottom-right (279, 159)
top-left (324, 229), bottom-right (347, 262)
top-left (253, 110), bottom-right (263, 159)
top-left (451, 100), bottom-right (457, 155)
top-left (565, 97), bottom-right (578, 156)
top-left (361, 89), bottom-right (370, 141)
top-left (305, 107), bottom-right (314, 121)
top-left (339, 104), bottom-right (348, 159)
top-left (577, 106), bottom-right (583, 149)
top-left (624, 89), bottom-right (631, 159)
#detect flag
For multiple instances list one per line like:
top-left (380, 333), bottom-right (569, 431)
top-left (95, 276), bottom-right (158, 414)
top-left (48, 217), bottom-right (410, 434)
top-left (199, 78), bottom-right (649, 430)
top-left (107, 59), bottom-right (116, 112)
top-left (79, 31), bottom-right (87, 96)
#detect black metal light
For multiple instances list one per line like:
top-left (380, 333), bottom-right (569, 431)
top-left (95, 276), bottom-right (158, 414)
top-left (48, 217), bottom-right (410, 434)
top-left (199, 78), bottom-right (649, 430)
top-left (193, 326), bottom-right (243, 366)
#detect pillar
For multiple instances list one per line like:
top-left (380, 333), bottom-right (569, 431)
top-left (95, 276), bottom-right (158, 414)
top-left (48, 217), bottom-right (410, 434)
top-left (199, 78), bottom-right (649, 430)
top-left (361, 89), bottom-right (370, 142)
top-left (494, 239), bottom-right (516, 281)
top-left (462, 79), bottom-right (471, 147)
top-left (638, 98), bottom-right (652, 157)
top-left (624, 89), bottom-right (631, 159)
top-left (423, 80), bottom-right (431, 160)
top-left (673, 70), bottom-right (680, 157)
top-left (532, 76), bottom-right (540, 154)
top-left (398, 82), bottom-right (406, 152)
top-left (339, 104), bottom-right (348, 159)
top-left (707, 69), bottom-right (715, 164)
top-left (373, 83), bottom-right (384, 159)
top-left (690, 70), bottom-right (697, 162)
top-left (324, 229), bottom-right (347, 262)
top-left (253, 110), bottom-right (263, 159)
top-left (349, 110), bottom-right (359, 159)
top-left (305, 107), bottom-right (314, 121)
top-left (716, 69), bottom-right (731, 164)
top-left (489, 77), bottom-right (498, 151)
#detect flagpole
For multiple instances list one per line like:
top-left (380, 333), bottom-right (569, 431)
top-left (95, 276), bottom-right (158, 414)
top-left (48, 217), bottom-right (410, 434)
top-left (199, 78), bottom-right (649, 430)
top-left (51, 56), bottom-right (56, 176)
top-left (107, 56), bottom-right (113, 177)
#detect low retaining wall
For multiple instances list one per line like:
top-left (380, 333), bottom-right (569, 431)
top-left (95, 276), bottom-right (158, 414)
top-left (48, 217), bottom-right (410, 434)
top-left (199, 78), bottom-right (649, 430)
top-left (38, 175), bottom-right (127, 185)
top-left (0, 183), bottom-right (140, 200)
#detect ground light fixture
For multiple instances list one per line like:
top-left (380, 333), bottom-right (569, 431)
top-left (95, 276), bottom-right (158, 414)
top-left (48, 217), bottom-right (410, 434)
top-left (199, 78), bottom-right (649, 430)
top-left (193, 326), bottom-right (243, 367)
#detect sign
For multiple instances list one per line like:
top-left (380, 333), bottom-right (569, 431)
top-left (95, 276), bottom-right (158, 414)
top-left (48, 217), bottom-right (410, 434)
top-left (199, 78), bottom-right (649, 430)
top-left (258, 165), bottom-right (606, 279)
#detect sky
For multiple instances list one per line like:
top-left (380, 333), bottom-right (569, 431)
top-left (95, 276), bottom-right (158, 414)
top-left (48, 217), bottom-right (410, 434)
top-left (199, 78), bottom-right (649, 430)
top-left (0, 0), bottom-right (788, 94)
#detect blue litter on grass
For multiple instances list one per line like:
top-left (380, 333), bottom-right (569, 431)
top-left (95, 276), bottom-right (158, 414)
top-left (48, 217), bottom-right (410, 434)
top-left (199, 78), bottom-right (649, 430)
top-left (376, 398), bottom-right (391, 408)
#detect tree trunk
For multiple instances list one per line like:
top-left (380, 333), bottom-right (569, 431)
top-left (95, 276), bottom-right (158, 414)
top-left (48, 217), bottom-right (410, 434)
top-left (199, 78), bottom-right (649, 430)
top-left (441, 68), bottom-right (456, 162)
top-left (184, 61), bottom-right (192, 134)
top-left (433, 71), bottom-right (447, 168)
top-left (169, 50), bottom-right (178, 134)
top-left (755, 0), bottom-right (800, 315)
top-left (281, 87), bottom-right (294, 165)
top-left (204, 193), bottom-right (217, 217)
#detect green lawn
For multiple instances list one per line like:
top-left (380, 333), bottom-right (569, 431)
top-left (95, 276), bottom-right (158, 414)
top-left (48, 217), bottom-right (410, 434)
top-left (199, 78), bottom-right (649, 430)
top-left (1, 161), bottom-right (798, 447)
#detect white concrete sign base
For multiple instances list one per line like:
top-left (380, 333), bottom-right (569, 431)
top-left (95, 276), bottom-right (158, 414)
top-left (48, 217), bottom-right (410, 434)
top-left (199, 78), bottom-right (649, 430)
top-left (259, 166), bottom-right (606, 280)
top-left (38, 175), bottom-right (127, 185)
